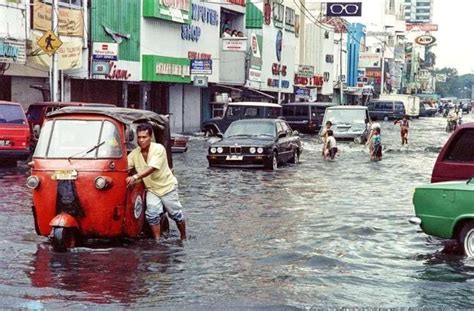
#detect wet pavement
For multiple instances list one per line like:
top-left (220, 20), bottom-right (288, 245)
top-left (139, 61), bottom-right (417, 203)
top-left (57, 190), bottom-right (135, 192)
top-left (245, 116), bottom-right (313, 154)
top-left (1, 114), bottom-right (474, 308)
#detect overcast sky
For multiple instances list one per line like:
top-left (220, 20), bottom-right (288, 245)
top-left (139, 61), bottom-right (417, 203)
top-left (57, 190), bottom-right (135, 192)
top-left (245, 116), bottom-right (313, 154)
top-left (326, 0), bottom-right (473, 74)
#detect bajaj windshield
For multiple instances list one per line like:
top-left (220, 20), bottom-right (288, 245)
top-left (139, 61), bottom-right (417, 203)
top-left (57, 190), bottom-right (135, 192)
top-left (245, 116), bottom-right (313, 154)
top-left (34, 119), bottom-right (122, 158)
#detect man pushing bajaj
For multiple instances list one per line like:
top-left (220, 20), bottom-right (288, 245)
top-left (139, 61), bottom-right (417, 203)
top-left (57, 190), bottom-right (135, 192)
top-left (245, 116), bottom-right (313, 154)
top-left (126, 123), bottom-right (187, 240)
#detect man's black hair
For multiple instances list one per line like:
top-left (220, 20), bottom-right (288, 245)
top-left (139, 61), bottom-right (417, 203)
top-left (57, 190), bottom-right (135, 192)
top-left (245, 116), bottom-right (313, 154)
top-left (371, 116), bottom-right (377, 122)
top-left (137, 123), bottom-right (153, 136)
top-left (327, 129), bottom-right (333, 136)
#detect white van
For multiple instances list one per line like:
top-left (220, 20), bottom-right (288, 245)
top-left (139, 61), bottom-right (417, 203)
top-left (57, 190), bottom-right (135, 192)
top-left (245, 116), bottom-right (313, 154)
top-left (378, 94), bottom-right (420, 118)
top-left (320, 105), bottom-right (370, 143)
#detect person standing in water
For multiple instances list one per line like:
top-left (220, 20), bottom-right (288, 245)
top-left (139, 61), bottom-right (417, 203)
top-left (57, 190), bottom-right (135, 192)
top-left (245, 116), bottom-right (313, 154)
top-left (371, 127), bottom-right (382, 161)
top-left (320, 121), bottom-right (332, 157)
top-left (323, 129), bottom-right (338, 160)
top-left (366, 116), bottom-right (381, 157)
top-left (394, 115), bottom-right (409, 145)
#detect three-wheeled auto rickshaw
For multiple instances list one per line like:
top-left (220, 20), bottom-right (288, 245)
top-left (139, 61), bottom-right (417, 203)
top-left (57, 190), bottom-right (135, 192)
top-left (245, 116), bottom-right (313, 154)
top-left (27, 107), bottom-right (172, 252)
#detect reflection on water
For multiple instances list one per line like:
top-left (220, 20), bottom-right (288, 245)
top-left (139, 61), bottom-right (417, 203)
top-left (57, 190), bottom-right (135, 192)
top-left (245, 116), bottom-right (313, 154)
top-left (1, 116), bottom-right (474, 308)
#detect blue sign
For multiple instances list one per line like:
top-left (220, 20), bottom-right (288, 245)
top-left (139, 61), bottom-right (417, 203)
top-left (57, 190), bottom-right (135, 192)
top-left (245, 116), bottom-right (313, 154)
top-left (191, 59), bottom-right (212, 75)
top-left (326, 2), bottom-right (362, 17)
top-left (276, 30), bottom-right (282, 62)
top-left (181, 25), bottom-right (201, 42)
top-left (191, 4), bottom-right (218, 26)
top-left (0, 40), bottom-right (19, 61)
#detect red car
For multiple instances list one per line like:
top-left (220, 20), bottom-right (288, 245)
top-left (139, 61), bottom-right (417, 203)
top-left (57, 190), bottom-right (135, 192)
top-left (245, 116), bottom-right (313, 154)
top-left (0, 101), bottom-right (31, 165)
top-left (431, 122), bottom-right (474, 183)
top-left (171, 134), bottom-right (188, 153)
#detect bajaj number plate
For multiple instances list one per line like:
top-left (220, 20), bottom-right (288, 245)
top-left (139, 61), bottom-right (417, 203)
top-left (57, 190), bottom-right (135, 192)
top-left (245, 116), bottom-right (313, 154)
top-left (0, 140), bottom-right (10, 146)
top-left (53, 169), bottom-right (78, 180)
top-left (226, 155), bottom-right (243, 161)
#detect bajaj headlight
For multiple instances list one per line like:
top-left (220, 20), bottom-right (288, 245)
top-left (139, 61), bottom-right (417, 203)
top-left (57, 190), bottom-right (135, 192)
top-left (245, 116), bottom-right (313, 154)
top-left (26, 176), bottom-right (40, 189)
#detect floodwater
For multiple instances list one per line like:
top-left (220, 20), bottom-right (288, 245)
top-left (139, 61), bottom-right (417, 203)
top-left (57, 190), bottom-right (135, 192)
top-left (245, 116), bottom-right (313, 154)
top-left (1, 114), bottom-right (474, 309)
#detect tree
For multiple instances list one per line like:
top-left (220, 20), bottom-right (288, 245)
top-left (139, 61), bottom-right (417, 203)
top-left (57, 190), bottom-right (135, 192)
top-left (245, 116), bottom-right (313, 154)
top-left (435, 67), bottom-right (473, 98)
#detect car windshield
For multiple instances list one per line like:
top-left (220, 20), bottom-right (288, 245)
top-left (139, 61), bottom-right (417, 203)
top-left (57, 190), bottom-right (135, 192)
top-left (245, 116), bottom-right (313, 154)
top-left (224, 121), bottom-right (276, 138)
top-left (0, 104), bottom-right (27, 125)
top-left (324, 109), bottom-right (366, 125)
top-left (34, 119), bottom-right (122, 158)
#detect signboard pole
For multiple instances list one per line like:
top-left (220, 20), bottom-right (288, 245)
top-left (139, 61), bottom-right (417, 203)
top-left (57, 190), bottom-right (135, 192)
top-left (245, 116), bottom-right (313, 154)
top-left (51, 0), bottom-right (59, 102)
top-left (277, 8), bottom-right (286, 105)
top-left (380, 40), bottom-right (385, 95)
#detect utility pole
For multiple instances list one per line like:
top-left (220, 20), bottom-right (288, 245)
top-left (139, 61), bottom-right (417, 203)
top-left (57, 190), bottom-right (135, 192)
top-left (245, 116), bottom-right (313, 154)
top-left (51, 0), bottom-right (59, 102)
top-left (380, 40), bottom-right (385, 95)
top-left (339, 31), bottom-right (343, 105)
top-left (277, 4), bottom-right (286, 105)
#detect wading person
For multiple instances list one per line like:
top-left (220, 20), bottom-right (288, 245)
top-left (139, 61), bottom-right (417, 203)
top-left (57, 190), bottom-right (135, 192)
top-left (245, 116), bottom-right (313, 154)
top-left (323, 129), bottom-right (338, 160)
top-left (320, 121), bottom-right (332, 157)
top-left (371, 127), bottom-right (382, 161)
top-left (126, 123), bottom-right (187, 240)
top-left (394, 115), bottom-right (409, 145)
top-left (366, 116), bottom-right (380, 156)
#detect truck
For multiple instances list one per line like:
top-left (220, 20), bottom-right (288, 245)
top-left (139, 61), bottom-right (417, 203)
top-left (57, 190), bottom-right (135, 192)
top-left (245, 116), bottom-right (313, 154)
top-left (378, 94), bottom-right (420, 118)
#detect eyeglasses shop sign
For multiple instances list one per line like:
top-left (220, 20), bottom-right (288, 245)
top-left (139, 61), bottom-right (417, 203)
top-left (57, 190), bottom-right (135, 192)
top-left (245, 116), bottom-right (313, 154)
top-left (222, 38), bottom-right (247, 51)
top-left (326, 2), bottom-right (362, 17)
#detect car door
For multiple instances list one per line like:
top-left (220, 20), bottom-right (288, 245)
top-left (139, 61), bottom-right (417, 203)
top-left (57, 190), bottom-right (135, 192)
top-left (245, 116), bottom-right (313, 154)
top-left (278, 121), bottom-right (293, 161)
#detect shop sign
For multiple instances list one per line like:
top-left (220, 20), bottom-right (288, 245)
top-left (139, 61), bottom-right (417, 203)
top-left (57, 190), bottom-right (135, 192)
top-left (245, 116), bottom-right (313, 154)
top-left (326, 2), bottom-right (362, 17)
top-left (365, 67), bottom-right (381, 79)
top-left (92, 42), bottom-right (118, 61)
top-left (285, 7), bottom-right (295, 32)
top-left (264, 0), bottom-right (271, 25)
top-left (33, 1), bottom-right (84, 37)
top-left (297, 65), bottom-right (314, 78)
top-left (0, 38), bottom-right (26, 64)
top-left (272, 2), bottom-right (284, 28)
top-left (294, 75), bottom-right (323, 88)
top-left (156, 62), bottom-right (190, 77)
top-left (225, 0), bottom-right (245, 6)
top-left (191, 59), bottom-right (212, 74)
top-left (191, 4), bottom-right (218, 26)
top-left (267, 79), bottom-right (290, 88)
top-left (106, 61), bottom-right (132, 79)
top-left (193, 76), bottom-right (208, 87)
top-left (415, 34), bottom-right (436, 46)
top-left (143, 0), bottom-right (191, 24)
top-left (406, 23), bottom-right (438, 32)
top-left (248, 33), bottom-right (262, 82)
top-left (295, 87), bottom-right (310, 99)
top-left (91, 61), bottom-right (111, 75)
top-left (188, 51), bottom-right (211, 59)
top-left (275, 30), bottom-right (282, 61)
top-left (272, 63), bottom-right (287, 76)
top-left (359, 52), bottom-right (380, 68)
top-left (181, 25), bottom-right (201, 42)
top-left (222, 38), bottom-right (247, 51)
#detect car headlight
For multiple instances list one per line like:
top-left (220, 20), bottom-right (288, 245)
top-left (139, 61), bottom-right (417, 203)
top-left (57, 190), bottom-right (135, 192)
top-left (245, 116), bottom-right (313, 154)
top-left (26, 176), bottom-right (40, 189)
top-left (95, 176), bottom-right (112, 190)
top-left (210, 147), bottom-right (217, 154)
top-left (217, 147), bottom-right (223, 153)
top-left (257, 147), bottom-right (264, 154)
top-left (249, 147), bottom-right (256, 154)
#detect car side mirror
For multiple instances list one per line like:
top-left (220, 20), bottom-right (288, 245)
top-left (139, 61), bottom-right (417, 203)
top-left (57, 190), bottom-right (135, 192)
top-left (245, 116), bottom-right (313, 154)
top-left (216, 133), bottom-right (223, 139)
top-left (278, 132), bottom-right (286, 139)
top-left (33, 124), bottom-right (41, 139)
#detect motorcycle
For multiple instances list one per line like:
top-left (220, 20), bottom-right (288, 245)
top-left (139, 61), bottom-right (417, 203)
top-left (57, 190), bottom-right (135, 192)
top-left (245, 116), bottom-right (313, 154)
top-left (27, 106), bottom-right (172, 252)
top-left (446, 119), bottom-right (457, 132)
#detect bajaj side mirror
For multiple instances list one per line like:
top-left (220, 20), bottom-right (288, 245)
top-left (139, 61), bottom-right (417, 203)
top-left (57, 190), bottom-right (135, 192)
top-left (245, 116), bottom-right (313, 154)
top-left (33, 124), bottom-right (41, 139)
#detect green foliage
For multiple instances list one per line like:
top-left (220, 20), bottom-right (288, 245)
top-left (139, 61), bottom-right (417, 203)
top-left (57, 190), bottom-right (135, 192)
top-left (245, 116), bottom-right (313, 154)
top-left (435, 67), bottom-right (473, 98)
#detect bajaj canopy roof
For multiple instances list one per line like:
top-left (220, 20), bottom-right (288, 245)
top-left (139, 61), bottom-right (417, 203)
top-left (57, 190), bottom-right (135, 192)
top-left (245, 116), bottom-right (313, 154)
top-left (48, 106), bottom-right (169, 129)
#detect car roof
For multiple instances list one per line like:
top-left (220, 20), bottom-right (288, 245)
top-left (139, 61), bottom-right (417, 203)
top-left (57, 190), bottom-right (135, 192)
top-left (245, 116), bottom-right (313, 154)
top-left (232, 119), bottom-right (279, 124)
top-left (283, 102), bottom-right (334, 107)
top-left (29, 102), bottom-right (115, 107)
top-left (326, 105), bottom-right (368, 110)
top-left (228, 102), bottom-right (282, 108)
top-left (0, 101), bottom-right (21, 106)
top-left (48, 106), bottom-right (169, 129)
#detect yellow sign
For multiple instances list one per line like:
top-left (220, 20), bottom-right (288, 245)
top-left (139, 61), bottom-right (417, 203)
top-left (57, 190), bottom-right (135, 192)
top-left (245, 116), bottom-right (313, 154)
top-left (30, 31), bottom-right (83, 70)
top-left (37, 30), bottom-right (63, 56)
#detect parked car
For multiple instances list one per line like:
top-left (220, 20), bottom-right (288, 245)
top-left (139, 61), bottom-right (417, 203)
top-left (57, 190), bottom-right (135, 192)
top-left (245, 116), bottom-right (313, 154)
top-left (431, 122), bottom-right (474, 183)
top-left (419, 102), bottom-right (437, 117)
top-left (378, 94), bottom-right (420, 118)
top-left (411, 178), bottom-right (474, 256)
top-left (282, 102), bottom-right (335, 133)
top-left (201, 102), bottom-right (282, 136)
top-left (458, 99), bottom-right (471, 114)
top-left (0, 101), bottom-right (31, 165)
top-left (367, 99), bottom-right (405, 121)
top-left (170, 134), bottom-right (188, 153)
top-left (207, 119), bottom-right (302, 170)
top-left (319, 105), bottom-right (370, 143)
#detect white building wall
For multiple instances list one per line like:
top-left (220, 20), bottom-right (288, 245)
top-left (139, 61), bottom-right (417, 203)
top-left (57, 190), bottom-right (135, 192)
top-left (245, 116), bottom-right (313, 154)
top-left (168, 84), bottom-right (201, 133)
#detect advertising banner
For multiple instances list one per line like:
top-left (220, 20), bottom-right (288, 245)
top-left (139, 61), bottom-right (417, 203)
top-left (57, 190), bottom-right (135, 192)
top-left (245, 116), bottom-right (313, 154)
top-left (29, 31), bottom-right (83, 70)
top-left (191, 59), bottom-right (212, 74)
top-left (32, 1), bottom-right (84, 37)
top-left (92, 42), bottom-right (119, 61)
top-left (143, 0), bottom-right (191, 24)
top-left (222, 38), bottom-right (247, 51)
top-left (0, 38), bottom-right (26, 64)
top-left (248, 33), bottom-right (262, 82)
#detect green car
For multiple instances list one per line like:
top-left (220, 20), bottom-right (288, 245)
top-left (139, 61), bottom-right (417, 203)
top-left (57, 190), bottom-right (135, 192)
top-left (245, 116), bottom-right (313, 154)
top-left (411, 178), bottom-right (474, 256)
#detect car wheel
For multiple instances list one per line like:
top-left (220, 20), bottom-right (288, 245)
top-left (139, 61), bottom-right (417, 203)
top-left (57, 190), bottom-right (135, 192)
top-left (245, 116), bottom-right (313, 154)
top-left (290, 149), bottom-right (300, 164)
top-left (265, 152), bottom-right (278, 170)
top-left (458, 222), bottom-right (474, 257)
top-left (383, 115), bottom-right (389, 122)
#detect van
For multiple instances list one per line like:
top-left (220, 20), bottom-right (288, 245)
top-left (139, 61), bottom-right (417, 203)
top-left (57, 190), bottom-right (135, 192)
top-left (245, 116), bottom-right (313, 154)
top-left (378, 94), bottom-right (420, 118)
top-left (201, 102), bottom-right (282, 136)
top-left (367, 100), bottom-right (405, 121)
top-left (320, 105), bottom-right (370, 143)
top-left (0, 101), bottom-right (31, 164)
top-left (282, 102), bottom-right (335, 133)
top-left (431, 123), bottom-right (474, 183)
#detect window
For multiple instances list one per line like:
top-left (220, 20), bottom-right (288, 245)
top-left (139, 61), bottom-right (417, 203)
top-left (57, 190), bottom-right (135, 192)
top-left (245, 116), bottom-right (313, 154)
top-left (0, 104), bottom-right (26, 125)
top-left (295, 106), bottom-right (307, 117)
top-left (226, 106), bottom-right (242, 119)
top-left (443, 129), bottom-right (474, 162)
top-left (275, 122), bottom-right (283, 134)
top-left (283, 106), bottom-right (295, 116)
top-left (244, 107), bottom-right (259, 117)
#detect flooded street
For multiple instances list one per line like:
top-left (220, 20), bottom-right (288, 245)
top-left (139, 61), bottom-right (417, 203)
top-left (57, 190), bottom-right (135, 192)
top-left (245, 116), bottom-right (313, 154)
top-left (2, 115), bottom-right (474, 309)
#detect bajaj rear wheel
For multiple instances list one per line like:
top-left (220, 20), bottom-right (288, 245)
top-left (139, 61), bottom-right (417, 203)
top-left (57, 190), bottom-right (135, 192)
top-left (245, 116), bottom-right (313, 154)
top-left (51, 227), bottom-right (77, 252)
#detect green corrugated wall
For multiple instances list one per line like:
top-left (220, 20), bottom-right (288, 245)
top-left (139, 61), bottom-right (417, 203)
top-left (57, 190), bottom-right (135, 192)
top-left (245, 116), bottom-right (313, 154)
top-left (91, 0), bottom-right (141, 61)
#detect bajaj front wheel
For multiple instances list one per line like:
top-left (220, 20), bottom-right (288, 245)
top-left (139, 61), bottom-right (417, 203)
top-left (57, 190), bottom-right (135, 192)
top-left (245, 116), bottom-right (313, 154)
top-left (51, 227), bottom-right (77, 252)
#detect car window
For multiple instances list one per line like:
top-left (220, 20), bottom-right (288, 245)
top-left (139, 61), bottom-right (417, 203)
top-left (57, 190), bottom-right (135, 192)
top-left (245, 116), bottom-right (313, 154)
top-left (281, 121), bottom-right (290, 133)
top-left (226, 106), bottom-right (242, 119)
top-left (368, 102), bottom-right (374, 110)
top-left (395, 102), bottom-right (404, 111)
top-left (244, 107), bottom-right (259, 117)
top-left (276, 122), bottom-right (283, 133)
top-left (267, 107), bottom-right (281, 118)
top-left (443, 129), bottom-right (474, 162)
top-left (0, 104), bottom-right (27, 125)
top-left (295, 106), bottom-right (307, 117)
top-left (282, 106), bottom-right (295, 116)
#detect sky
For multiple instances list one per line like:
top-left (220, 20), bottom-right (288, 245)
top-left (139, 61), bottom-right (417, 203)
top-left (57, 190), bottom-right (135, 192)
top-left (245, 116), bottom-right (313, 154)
top-left (332, 0), bottom-right (474, 75)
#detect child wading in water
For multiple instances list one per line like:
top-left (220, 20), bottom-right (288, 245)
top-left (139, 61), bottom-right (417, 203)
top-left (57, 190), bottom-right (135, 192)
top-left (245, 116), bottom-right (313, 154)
top-left (371, 128), bottom-right (382, 161)
top-left (394, 115), bottom-right (409, 145)
top-left (324, 129), bottom-right (338, 160)
top-left (320, 121), bottom-right (332, 156)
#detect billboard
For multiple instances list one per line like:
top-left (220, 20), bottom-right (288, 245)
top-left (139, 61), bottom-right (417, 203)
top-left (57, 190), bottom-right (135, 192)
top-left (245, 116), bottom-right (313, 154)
top-left (326, 2), bottom-right (362, 17)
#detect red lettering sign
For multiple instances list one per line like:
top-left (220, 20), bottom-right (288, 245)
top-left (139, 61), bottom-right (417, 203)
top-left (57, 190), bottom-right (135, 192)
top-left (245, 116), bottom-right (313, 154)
top-left (271, 63), bottom-right (286, 76)
top-left (294, 74), bottom-right (323, 87)
top-left (188, 51), bottom-right (212, 60)
top-left (106, 62), bottom-right (131, 80)
top-left (226, 0), bottom-right (245, 6)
